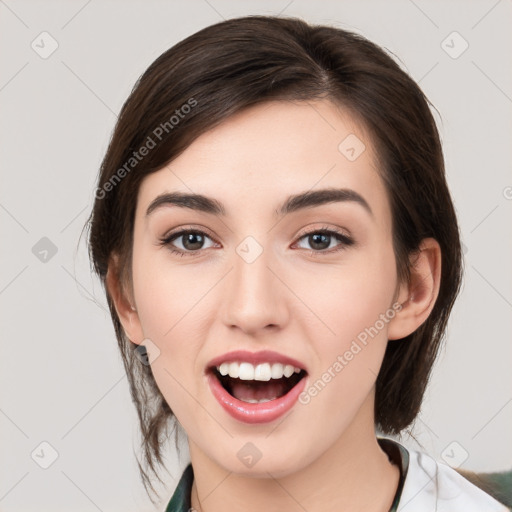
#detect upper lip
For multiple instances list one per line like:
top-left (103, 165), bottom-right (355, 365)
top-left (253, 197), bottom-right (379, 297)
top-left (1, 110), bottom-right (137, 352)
top-left (206, 350), bottom-right (308, 373)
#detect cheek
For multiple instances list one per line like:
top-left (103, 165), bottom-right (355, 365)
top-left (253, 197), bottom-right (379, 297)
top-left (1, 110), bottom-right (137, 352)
top-left (132, 246), bottom-right (213, 340)
top-left (297, 244), bottom-right (398, 411)
top-left (302, 246), bottom-right (397, 350)
top-left (130, 248), bottom-right (211, 398)
top-left (130, 250), bottom-right (212, 421)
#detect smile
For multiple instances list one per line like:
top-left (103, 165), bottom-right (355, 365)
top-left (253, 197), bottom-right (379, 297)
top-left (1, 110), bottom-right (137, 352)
top-left (206, 350), bottom-right (309, 423)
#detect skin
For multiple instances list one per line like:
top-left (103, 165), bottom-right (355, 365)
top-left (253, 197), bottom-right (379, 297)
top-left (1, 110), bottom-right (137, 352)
top-left (107, 99), bottom-right (441, 512)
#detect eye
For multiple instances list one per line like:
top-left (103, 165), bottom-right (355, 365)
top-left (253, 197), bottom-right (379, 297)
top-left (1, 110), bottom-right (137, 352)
top-left (293, 226), bottom-right (354, 256)
top-left (158, 225), bottom-right (354, 258)
top-left (158, 228), bottom-right (218, 257)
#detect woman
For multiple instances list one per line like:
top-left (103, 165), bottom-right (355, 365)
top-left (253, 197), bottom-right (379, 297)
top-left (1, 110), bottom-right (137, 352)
top-left (86, 15), bottom-right (508, 511)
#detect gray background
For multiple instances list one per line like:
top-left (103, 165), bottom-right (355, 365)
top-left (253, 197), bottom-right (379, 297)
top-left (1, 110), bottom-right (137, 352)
top-left (1, 0), bottom-right (511, 511)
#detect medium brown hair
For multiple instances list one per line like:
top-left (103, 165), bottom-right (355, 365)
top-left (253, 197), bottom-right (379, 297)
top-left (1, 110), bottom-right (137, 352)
top-left (85, 15), bottom-right (463, 499)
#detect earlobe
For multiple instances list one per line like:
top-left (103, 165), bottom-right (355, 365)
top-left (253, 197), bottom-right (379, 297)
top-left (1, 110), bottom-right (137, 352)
top-left (105, 255), bottom-right (145, 345)
top-left (387, 238), bottom-right (442, 341)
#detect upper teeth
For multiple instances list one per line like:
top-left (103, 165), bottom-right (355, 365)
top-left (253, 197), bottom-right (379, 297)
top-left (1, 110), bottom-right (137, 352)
top-left (217, 362), bottom-right (302, 381)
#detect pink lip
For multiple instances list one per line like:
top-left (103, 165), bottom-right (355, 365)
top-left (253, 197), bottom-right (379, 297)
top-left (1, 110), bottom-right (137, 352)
top-left (207, 371), bottom-right (308, 424)
top-left (206, 350), bottom-right (307, 372)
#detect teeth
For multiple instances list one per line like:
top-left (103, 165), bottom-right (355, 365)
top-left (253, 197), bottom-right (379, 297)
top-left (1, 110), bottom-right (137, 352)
top-left (219, 362), bottom-right (230, 376)
top-left (228, 362), bottom-right (240, 378)
top-left (283, 364), bottom-right (295, 378)
top-left (216, 361), bottom-right (302, 381)
top-left (238, 362), bottom-right (254, 380)
top-left (271, 363), bottom-right (284, 379)
top-left (254, 362), bottom-right (271, 381)
top-left (241, 397), bottom-right (277, 403)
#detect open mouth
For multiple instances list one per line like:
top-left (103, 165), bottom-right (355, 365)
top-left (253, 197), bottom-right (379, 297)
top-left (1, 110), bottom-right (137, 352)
top-left (209, 365), bottom-right (307, 404)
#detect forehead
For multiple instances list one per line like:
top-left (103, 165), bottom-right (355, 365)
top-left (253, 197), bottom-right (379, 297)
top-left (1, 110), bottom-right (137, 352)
top-left (136, 99), bottom-right (389, 222)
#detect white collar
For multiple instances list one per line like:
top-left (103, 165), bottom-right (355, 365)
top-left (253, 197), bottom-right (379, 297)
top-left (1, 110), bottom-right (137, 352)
top-left (396, 444), bottom-right (508, 511)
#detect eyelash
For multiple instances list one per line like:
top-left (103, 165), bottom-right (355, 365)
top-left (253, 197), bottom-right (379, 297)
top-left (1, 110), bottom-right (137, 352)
top-left (158, 225), bottom-right (354, 258)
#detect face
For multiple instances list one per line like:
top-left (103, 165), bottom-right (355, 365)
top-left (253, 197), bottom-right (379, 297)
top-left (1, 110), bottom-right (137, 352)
top-left (125, 99), bottom-right (404, 476)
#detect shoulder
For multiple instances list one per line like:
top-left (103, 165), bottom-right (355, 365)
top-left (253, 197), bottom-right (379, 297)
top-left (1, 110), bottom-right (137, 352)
top-left (398, 445), bottom-right (509, 511)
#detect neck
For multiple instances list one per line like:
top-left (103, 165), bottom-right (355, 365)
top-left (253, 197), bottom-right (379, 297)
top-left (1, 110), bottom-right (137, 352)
top-left (188, 398), bottom-right (400, 512)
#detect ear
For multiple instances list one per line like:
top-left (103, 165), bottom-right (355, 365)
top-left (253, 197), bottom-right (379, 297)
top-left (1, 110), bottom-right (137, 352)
top-left (387, 238), bottom-right (442, 341)
top-left (105, 254), bottom-right (145, 345)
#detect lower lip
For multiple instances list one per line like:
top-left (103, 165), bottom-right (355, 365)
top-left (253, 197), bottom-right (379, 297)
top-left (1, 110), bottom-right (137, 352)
top-left (207, 371), bottom-right (308, 424)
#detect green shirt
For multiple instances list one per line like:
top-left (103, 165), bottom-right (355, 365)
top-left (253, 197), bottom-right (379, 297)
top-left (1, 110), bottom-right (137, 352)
top-left (164, 437), bottom-right (409, 512)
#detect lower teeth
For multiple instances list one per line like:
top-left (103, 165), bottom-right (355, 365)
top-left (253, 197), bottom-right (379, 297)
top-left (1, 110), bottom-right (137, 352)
top-left (240, 397), bottom-right (277, 404)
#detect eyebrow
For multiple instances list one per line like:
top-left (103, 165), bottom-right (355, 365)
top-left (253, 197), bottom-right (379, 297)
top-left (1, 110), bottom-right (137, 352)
top-left (145, 188), bottom-right (373, 218)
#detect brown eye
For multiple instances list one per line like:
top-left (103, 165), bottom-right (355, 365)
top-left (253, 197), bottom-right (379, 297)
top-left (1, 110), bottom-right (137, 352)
top-left (307, 233), bottom-right (331, 250)
top-left (177, 232), bottom-right (206, 251)
top-left (159, 229), bottom-right (217, 257)
top-left (295, 228), bottom-right (354, 255)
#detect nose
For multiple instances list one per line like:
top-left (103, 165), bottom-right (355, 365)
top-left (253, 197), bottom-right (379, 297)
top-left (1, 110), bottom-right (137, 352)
top-left (221, 244), bottom-right (289, 335)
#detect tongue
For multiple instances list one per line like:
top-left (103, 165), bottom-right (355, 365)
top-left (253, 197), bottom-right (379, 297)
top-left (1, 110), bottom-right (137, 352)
top-left (230, 378), bottom-right (289, 402)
